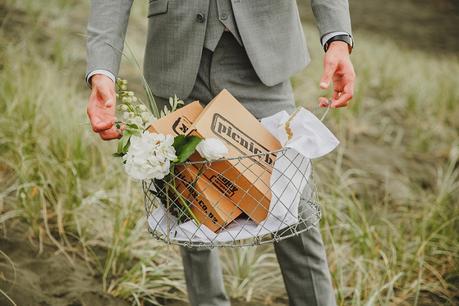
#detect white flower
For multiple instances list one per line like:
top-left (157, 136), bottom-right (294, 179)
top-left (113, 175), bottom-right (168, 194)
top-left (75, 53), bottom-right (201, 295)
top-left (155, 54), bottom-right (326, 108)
top-left (122, 96), bottom-right (132, 103)
top-left (141, 111), bottom-right (156, 127)
top-left (123, 131), bottom-right (176, 180)
top-left (196, 138), bottom-right (228, 161)
top-left (140, 112), bottom-right (150, 122)
top-left (130, 116), bottom-right (143, 128)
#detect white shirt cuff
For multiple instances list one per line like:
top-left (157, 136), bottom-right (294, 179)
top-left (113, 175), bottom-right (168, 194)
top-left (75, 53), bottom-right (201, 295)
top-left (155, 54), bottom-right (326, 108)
top-left (321, 31), bottom-right (351, 47)
top-left (86, 70), bottom-right (116, 87)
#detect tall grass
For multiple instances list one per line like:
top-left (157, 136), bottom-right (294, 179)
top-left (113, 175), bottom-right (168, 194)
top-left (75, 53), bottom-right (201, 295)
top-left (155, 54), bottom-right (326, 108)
top-left (295, 32), bottom-right (459, 305)
top-left (0, 2), bottom-right (185, 305)
top-left (1, 1), bottom-right (458, 305)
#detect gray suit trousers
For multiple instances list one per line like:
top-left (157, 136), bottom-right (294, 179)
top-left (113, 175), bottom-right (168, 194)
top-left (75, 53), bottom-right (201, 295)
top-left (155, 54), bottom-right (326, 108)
top-left (154, 32), bottom-right (336, 306)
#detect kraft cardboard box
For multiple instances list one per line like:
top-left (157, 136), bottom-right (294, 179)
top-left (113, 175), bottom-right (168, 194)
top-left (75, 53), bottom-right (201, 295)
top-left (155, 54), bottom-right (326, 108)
top-left (148, 101), bottom-right (203, 135)
top-left (148, 101), bottom-right (242, 232)
top-left (187, 89), bottom-right (282, 223)
top-left (174, 165), bottom-right (242, 232)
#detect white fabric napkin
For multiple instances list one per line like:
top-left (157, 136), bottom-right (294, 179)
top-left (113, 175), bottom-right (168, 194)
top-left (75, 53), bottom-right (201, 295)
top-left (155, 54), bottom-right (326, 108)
top-left (260, 108), bottom-right (339, 159)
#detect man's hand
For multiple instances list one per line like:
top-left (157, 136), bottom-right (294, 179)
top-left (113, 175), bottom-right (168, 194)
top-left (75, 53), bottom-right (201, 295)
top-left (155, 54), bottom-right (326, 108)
top-left (87, 74), bottom-right (121, 140)
top-left (319, 41), bottom-right (356, 108)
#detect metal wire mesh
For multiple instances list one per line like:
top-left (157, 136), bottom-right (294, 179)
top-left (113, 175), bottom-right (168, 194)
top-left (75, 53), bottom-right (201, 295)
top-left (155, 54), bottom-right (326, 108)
top-left (143, 148), bottom-right (321, 247)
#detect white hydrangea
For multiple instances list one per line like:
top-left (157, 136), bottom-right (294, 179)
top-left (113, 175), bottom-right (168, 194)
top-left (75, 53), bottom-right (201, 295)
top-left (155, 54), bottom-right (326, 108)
top-left (196, 138), bottom-right (228, 161)
top-left (131, 115), bottom-right (144, 128)
top-left (123, 131), bottom-right (176, 180)
top-left (140, 111), bottom-right (156, 128)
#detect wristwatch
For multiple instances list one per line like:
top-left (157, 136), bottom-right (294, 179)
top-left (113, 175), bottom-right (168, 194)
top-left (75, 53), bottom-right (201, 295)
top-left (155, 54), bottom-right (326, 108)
top-left (324, 34), bottom-right (354, 54)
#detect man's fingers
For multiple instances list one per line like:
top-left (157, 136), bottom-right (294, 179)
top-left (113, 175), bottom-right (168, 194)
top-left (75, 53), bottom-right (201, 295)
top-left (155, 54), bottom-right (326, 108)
top-left (318, 45), bottom-right (355, 108)
top-left (99, 127), bottom-right (121, 141)
top-left (319, 97), bottom-right (331, 108)
top-left (86, 74), bottom-right (118, 139)
top-left (330, 93), bottom-right (352, 108)
top-left (320, 59), bottom-right (338, 89)
top-left (332, 89), bottom-right (341, 101)
top-left (97, 86), bottom-right (115, 107)
top-left (88, 112), bottom-right (115, 132)
top-left (104, 98), bottom-right (114, 108)
top-left (331, 83), bottom-right (354, 108)
top-left (87, 101), bottom-right (115, 132)
top-left (90, 74), bottom-right (116, 108)
top-left (319, 87), bottom-right (353, 108)
top-left (92, 118), bottom-right (115, 133)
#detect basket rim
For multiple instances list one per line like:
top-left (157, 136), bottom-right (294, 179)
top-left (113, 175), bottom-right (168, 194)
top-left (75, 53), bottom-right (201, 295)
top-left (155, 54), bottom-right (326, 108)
top-left (142, 148), bottom-right (319, 247)
top-left (144, 198), bottom-right (322, 248)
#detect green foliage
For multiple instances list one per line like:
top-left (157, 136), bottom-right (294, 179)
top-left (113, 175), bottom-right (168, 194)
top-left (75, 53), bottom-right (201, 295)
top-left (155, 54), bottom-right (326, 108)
top-left (172, 135), bottom-right (202, 164)
top-left (160, 95), bottom-right (185, 117)
top-left (114, 133), bottom-right (131, 157)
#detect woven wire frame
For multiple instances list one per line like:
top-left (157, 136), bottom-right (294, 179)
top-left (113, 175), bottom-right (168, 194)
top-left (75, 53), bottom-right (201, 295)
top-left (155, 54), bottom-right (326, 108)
top-left (143, 148), bottom-right (321, 248)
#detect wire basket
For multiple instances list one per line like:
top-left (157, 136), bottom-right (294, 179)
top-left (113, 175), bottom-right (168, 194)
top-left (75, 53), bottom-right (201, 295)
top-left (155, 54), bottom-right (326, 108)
top-left (143, 148), bottom-right (321, 248)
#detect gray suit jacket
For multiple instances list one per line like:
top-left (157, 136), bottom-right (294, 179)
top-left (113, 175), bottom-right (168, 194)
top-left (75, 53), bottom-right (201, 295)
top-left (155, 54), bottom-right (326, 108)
top-left (86, 0), bottom-right (352, 98)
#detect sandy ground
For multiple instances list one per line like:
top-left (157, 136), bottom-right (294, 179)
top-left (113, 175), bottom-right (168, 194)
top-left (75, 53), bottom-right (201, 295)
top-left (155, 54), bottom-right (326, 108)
top-left (0, 224), bottom-right (129, 306)
top-left (0, 224), bottom-right (287, 306)
top-left (165, 302), bottom-right (286, 306)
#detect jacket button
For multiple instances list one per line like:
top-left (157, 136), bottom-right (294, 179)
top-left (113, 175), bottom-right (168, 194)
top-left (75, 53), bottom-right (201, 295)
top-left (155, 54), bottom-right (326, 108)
top-left (220, 12), bottom-right (228, 20)
top-left (196, 13), bottom-right (206, 23)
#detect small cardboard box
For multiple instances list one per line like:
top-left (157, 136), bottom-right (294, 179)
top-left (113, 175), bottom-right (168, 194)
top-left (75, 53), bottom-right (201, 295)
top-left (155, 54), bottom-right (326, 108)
top-left (148, 101), bottom-right (242, 232)
top-left (187, 89), bottom-right (282, 223)
top-left (174, 165), bottom-right (242, 232)
top-left (148, 101), bottom-right (203, 135)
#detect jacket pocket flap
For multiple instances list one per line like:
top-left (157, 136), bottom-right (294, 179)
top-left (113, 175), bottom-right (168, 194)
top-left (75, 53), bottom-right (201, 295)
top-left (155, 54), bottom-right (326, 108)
top-left (148, 0), bottom-right (168, 17)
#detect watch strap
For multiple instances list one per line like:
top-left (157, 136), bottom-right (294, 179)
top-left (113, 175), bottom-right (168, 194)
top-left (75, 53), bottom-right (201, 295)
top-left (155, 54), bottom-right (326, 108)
top-left (324, 34), bottom-right (354, 54)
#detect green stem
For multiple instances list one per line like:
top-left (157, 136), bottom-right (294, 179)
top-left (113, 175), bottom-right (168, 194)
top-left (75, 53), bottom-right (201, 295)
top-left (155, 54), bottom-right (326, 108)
top-left (124, 100), bottom-right (137, 114)
top-left (165, 181), bottom-right (170, 239)
top-left (166, 166), bottom-right (200, 225)
top-left (190, 164), bottom-right (206, 188)
top-left (124, 43), bottom-right (161, 118)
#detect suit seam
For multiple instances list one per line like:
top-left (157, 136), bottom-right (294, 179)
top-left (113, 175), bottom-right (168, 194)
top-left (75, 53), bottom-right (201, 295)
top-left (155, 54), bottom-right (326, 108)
top-left (301, 231), bottom-right (320, 306)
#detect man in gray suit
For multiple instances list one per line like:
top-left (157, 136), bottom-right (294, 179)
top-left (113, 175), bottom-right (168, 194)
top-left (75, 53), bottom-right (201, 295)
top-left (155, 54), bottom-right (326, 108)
top-left (86, 1), bottom-right (355, 305)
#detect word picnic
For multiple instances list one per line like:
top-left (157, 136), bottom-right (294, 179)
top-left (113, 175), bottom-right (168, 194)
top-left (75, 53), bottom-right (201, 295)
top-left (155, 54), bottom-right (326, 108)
top-left (211, 113), bottom-right (276, 171)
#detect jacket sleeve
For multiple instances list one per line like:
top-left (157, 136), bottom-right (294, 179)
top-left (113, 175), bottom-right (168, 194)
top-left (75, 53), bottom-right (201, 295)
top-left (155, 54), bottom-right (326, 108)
top-left (86, 0), bottom-right (133, 80)
top-left (310, 0), bottom-right (352, 39)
